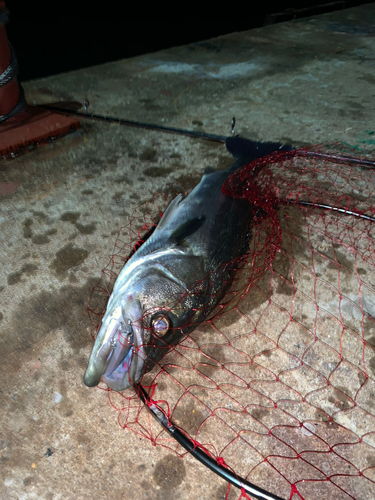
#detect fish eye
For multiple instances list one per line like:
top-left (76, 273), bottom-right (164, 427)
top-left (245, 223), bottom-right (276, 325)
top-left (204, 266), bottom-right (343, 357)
top-left (151, 313), bottom-right (171, 337)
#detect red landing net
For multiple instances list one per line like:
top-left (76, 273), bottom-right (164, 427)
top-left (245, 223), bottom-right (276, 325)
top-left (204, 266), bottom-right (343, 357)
top-left (88, 145), bottom-right (375, 500)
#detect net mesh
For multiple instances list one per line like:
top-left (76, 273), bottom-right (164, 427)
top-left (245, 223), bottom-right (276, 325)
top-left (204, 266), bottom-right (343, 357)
top-left (87, 145), bottom-right (375, 500)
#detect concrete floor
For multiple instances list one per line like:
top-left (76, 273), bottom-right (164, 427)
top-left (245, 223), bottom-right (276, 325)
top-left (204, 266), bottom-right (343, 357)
top-left (1, 4), bottom-right (375, 500)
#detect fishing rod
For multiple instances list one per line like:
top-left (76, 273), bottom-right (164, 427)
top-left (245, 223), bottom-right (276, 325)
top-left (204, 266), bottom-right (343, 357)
top-left (39, 104), bottom-right (227, 143)
top-left (40, 103), bottom-right (375, 169)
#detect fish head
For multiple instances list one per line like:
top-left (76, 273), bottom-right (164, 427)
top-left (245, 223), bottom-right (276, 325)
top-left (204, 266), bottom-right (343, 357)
top-left (84, 271), bottom-right (198, 391)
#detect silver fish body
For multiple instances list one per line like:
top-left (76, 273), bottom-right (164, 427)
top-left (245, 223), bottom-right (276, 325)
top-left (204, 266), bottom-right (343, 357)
top-left (84, 138), bottom-right (291, 391)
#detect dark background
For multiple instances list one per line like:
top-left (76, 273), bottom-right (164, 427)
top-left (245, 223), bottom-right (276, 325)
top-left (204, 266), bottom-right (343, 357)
top-left (3, 1), bottom-right (373, 81)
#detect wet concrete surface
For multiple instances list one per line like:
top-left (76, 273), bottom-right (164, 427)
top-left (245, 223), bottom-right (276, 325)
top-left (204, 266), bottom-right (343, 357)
top-left (1, 4), bottom-right (375, 500)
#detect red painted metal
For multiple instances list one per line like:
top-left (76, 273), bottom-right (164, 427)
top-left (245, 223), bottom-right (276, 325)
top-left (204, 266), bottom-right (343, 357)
top-left (0, 106), bottom-right (80, 157)
top-left (0, 1), bottom-right (20, 118)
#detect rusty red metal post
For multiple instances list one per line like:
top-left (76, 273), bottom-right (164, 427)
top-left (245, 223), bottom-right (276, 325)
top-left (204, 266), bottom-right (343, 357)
top-left (0, 0), bottom-right (26, 122)
top-left (0, 2), bottom-right (80, 158)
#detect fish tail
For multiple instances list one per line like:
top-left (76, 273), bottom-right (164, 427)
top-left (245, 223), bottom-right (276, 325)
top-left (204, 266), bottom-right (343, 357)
top-left (225, 137), bottom-right (293, 173)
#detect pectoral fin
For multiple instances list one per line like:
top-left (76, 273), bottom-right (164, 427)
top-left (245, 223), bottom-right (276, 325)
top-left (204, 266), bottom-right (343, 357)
top-left (169, 216), bottom-right (205, 245)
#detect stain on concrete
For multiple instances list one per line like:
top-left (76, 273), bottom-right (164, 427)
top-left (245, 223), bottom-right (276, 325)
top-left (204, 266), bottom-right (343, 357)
top-left (202, 344), bottom-right (227, 364)
top-left (276, 278), bottom-right (295, 296)
top-left (251, 407), bottom-right (270, 421)
top-left (327, 262), bottom-right (340, 272)
top-left (51, 243), bottom-right (89, 276)
top-left (143, 166), bottom-right (173, 177)
top-left (61, 212), bottom-right (81, 224)
top-left (139, 148), bottom-right (157, 162)
top-left (363, 316), bottom-right (375, 346)
top-left (7, 263), bottom-right (38, 285)
top-left (115, 175), bottom-right (133, 185)
top-left (172, 397), bottom-right (209, 436)
top-left (31, 211), bottom-right (48, 220)
top-left (360, 74), bottom-right (375, 85)
top-left (140, 479), bottom-right (151, 491)
top-left (58, 378), bottom-right (68, 397)
top-left (31, 234), bottom-right (50, 244)
top-left (0, 312), bottom-right (3, 321)
top-left (7, 271), bottom-right (23, 285)
top-left (22, 219), bottom-right (57, 244)
top-left (328, 389), bottom-right (352, 410)
top-left (196, 360), bottom-right (220, 379)
top-left (369, 356), bottom-right (375, 376)
top-left (23, 476), bottom-right (34, 486)
top-left (81, 189), bottom-right (94, 195)
top-left (237, 285), bottom-right (269, 315)
top-left (314, 409), bottom-right (329, 422)
top-left (0, 277), bottom-right (98, 378)
top-left (357, 371), bottom-right (366, 386)
top-left (153, 453), bottom-right (186, 490)
top-left (272, 250), bottom-right (293, 282)
top-left (140, 98), bottom-right (162, 112)
top-left (171, 162), bottom-right (187, 171)
top-left (112, 191), bottom-right (124, 202)
top-left (170, 152), bottom-right (181, 159)
top-left (69, 273), bottom-right (78, 283)
top-left (160, 89), bottom-right (173, 96)
top-left (22, 218), bottom-right (33, 239)
top-left (156, 381), bottom-right (166, 392)
top-left (77, 356), bottom-right (89, 369)
top-left (76, 432), bottom-right (90, 445)
top-left (59, 359), bottom-right (71, 371)
top-left (366, 453), bottom-right (375, 468)
top-left (333, 245), bottom-right (354, 270)
top-left (21, 263), bottom-right (38, 276)
top-left (75, 222), bottom-right (96, 235)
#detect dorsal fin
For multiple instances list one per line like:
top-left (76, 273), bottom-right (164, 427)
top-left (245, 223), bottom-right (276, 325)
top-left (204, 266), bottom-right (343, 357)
top-left (156, 193), bottom-right (182, 230)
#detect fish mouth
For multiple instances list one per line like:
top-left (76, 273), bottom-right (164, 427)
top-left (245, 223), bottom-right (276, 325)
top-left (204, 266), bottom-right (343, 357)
top-left (101, 333), bottom-right (135, 391)
top-left (84, 295), bottom-right (146, 391)
top-left (84, 323), bottom-right (145, 392)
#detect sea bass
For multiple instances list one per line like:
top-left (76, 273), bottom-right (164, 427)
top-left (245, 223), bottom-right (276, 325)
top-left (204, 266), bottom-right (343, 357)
top-left (84, 137), bottom-right (291, 391)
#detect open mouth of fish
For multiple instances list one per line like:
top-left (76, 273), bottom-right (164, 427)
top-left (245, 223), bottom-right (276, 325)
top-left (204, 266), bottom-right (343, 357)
top-left (101, 330), bottom-right (136, 390)
top-left (84, 296), bottom-right (147, 391)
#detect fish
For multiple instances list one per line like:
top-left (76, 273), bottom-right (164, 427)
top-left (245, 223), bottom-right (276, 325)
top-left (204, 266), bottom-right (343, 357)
top-left (83, 137), bottom-right (292, 391)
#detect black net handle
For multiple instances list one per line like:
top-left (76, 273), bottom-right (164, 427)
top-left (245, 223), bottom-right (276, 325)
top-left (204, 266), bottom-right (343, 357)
top-left (134, 384), bottom-right (286, 500)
